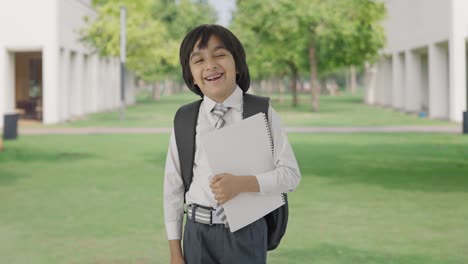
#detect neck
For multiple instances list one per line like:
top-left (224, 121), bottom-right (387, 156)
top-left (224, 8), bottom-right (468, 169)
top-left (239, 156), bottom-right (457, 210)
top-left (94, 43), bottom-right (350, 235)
top-left (211, 86), bottom-right (236, 103)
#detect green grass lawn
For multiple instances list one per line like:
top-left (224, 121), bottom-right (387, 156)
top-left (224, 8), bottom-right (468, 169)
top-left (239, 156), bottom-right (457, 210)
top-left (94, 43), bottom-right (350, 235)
top-left (30, 91), bottom-right (456, 128)
top-left (1, 133), bottom-right (467, 263)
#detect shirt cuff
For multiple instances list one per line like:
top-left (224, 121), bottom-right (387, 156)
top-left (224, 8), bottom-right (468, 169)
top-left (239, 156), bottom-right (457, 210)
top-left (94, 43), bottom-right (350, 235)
top-left (165, 220), bottom-right (183, 240)
top-left (255, 172), bottom-right (277, 194)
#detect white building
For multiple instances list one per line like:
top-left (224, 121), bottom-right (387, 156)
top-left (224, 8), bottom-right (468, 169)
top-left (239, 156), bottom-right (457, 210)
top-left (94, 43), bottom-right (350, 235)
top-left (366, 0), bottom-right (468, 122)
top-left (0, 0), bottom-right (136, 127)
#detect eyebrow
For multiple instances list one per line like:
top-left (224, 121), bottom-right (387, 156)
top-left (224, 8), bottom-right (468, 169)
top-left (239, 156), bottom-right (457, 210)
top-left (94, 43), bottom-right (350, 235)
top-left (190, 45), bottom-right (227, 61)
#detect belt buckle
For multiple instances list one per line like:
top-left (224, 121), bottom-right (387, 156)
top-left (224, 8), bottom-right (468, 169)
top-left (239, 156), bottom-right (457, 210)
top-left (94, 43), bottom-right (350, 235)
top-left (188, 204), bottom-right (216, 226)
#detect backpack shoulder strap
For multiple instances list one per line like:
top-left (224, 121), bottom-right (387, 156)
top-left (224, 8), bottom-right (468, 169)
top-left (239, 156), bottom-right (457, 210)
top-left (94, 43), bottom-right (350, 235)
top-left (243, 93), bottom-right (270, 120)
top-left (173, 99), bottom-right (203, 194)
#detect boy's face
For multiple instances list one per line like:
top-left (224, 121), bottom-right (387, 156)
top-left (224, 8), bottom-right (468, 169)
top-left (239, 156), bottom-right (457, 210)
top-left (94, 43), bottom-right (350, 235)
top-left (189, 35), bottom-right (237, 103)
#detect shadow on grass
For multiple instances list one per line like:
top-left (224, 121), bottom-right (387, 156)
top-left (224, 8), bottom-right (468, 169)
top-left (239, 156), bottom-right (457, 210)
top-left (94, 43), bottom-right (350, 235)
top-left (0, 146), bottom-right (95, 185)
top-left (0, 148), bottom-right (95, 163)
top-left (273, 243), bottom-right (459, 264)
top-left (293, 141), bottom-right (468, 193)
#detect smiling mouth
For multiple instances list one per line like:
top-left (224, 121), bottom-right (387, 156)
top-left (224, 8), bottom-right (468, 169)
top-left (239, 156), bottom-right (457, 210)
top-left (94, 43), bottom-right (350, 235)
top-left (204, 73), bottom-right (224, 82)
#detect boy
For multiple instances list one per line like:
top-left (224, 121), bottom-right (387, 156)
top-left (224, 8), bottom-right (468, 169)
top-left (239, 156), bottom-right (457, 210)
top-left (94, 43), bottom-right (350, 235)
top-left (164, 24), bottom-right (301, 264)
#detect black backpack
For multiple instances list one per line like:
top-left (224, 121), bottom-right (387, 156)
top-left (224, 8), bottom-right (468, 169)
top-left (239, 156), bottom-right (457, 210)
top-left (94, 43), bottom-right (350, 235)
top-left (173, 93), bottom-right (288, 251)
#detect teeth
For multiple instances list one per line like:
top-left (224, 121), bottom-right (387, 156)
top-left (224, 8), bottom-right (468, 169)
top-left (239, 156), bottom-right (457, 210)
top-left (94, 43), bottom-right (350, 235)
top-left (206, 74), bottom-right (222, 81)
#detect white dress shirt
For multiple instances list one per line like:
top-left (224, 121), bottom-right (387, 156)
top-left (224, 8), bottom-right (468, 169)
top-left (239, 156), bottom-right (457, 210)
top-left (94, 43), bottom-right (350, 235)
top-left (163, 87), bottom-right (301, 240)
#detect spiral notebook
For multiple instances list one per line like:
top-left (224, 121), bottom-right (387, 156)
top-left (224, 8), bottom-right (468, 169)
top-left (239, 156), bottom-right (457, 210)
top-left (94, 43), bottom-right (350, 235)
top-left (201, 112), bottom-right (285, 232)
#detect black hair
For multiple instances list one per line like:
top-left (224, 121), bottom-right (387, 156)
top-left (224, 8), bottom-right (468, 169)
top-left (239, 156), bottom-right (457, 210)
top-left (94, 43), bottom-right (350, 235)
top-left (179, 24), bottom-right (250, 97)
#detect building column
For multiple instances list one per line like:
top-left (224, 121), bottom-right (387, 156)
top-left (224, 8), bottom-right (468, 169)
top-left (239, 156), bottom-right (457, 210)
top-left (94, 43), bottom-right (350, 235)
top-left (383, 56), bottom-right (393, 107)
top-left (43, 45), bottom-right (60, 124)
top-left (449, 0), bottom-right (468, 122)
top-left (375, 60), bottom-right (385, 105)
top-left (364, 63), bottom-right (377, 105)
top-left (75, 53), bottom-right (84, 116)
top-left (68, 52), bottom-right (77, 117)
top-left (89, 54), bottom-right (99, 113)
top-left (82, 54), bottom-right (91, 114)
top-left (0, 49), bottom-right (5, 127)
top-left (59, 48), bottom-right (70, 121)
top-left (98, 57), bottom-right (105, 111)
top-left (405, 50), bottom-right (421, 112)
top-left (392, 52), bottom-right (405, 109)
top-left (429, 43), bottom-right (449, 119)
top-left (0, 49), bottom-right (15, 127)
top-left (106, 59), bottom-right (113, 110)
top-left (113, 58), bottom-right (119, 108)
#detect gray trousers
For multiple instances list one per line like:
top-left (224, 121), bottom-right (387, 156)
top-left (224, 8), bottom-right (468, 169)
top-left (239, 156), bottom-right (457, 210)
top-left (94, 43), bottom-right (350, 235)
top-left (183, 217), bottom-right (267, 264)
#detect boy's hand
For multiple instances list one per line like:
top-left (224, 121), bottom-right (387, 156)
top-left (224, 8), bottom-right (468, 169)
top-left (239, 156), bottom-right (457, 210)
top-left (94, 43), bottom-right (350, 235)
top-left (169, 240), bottom-right (184, 264)
top-left (210, 173), bottom-right (241, 204)
top-left (170, 256), bottom-right (185, 264)
top-left (210, 174), bottom-right (260, 204)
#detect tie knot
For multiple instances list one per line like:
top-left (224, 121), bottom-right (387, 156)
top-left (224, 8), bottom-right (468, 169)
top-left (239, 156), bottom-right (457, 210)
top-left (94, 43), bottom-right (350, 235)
top-left (213, 103), bottom-right (229, 112)
top-left (211, 104), bottom-right (230, 116)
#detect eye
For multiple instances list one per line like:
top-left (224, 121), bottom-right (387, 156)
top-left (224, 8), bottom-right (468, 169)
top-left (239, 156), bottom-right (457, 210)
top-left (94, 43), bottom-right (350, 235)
top-left (215, 53), bottom-right (225, 58)
top-left (194, 59), bottom-right (203, 64)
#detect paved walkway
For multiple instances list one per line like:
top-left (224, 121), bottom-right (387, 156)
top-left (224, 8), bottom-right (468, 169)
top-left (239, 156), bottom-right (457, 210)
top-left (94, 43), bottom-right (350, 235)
top-left (18, 126), bottom-right (462, 135)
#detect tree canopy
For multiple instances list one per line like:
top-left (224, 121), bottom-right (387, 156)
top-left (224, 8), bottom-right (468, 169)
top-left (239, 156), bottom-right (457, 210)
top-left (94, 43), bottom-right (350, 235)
top-left (232, 0), bottom-right (386, 110)
top-left (81, 0), bottom-right (216, 82)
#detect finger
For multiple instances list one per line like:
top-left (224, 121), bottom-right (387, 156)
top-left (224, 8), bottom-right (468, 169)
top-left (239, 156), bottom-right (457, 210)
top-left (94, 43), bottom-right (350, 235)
top-left (210, 174), bottom-right (225, 184)
top-left (210, 183), bottom-right (222, 191)
top-left (215, 194), bottom-right (225, 202)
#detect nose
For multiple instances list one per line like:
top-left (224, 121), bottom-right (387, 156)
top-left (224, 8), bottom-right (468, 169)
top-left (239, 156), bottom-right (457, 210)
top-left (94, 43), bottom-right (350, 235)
top-left (205, 58), bottom-right (218, 71)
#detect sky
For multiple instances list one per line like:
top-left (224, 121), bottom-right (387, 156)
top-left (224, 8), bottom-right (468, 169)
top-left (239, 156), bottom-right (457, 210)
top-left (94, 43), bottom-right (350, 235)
top-left (207, 0), bottom-right (236, 26)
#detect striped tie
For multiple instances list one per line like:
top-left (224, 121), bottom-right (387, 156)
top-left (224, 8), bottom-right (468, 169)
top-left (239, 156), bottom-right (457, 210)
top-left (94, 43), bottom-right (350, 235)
top-left (211, 103), bottom-right (230, 129)
top-left (211, 103), bottom-right (230, 227)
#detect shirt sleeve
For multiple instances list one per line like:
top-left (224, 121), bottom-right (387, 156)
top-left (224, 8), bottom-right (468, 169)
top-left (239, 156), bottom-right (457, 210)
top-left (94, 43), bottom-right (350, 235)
top-left (255, 106), bottom-right (301, 194)
top-left (163, 129), bottom-right (185, 240)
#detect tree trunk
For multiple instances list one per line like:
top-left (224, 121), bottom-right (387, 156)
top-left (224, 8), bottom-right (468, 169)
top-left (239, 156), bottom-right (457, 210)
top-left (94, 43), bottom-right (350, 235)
top-left (164, 80), bottom-right (172, 96)
top-left (152, 83), bottom-right (160, 101)
top-left (267, 79), bottom-right (273, 97)
top-left (288, 62), bottom-right (298, 107)
top-left (309, 41), bottom-right (319, 111)
top-left (351, 65), bottom-right (357, 94)
top-left (274, 77), bottom-right (285, 103)
top-left (261, 80), bottom-right (271, 97)
top-left (346, 69), bottom-right (351, 93)
top-left (166, 79), bottom-right (175, 94)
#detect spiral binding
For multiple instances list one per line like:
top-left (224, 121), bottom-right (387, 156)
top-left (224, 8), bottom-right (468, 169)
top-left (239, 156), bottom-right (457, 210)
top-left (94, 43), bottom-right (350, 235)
top-left (262, 112), bottom-right (274, 157)
top-left (262, 112), bottom-right (286, 204)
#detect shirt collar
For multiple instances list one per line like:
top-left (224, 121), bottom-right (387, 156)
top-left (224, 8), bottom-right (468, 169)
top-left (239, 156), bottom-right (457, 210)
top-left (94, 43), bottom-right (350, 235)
top-left (204, 86), bottom-right (243, 112)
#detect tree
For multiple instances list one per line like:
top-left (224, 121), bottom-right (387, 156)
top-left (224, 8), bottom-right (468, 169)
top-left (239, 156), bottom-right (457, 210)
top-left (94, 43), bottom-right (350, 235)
top-left (82, 0), bottom-right (216, 97)
top-left (232, 0), bottom-right (386, 110)
top-left (297, 0), bottom-right (386, 110)
top-left (82, 0), bottom-right (171, 83)
top-left (232, 0), bottom-right (308, 107)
